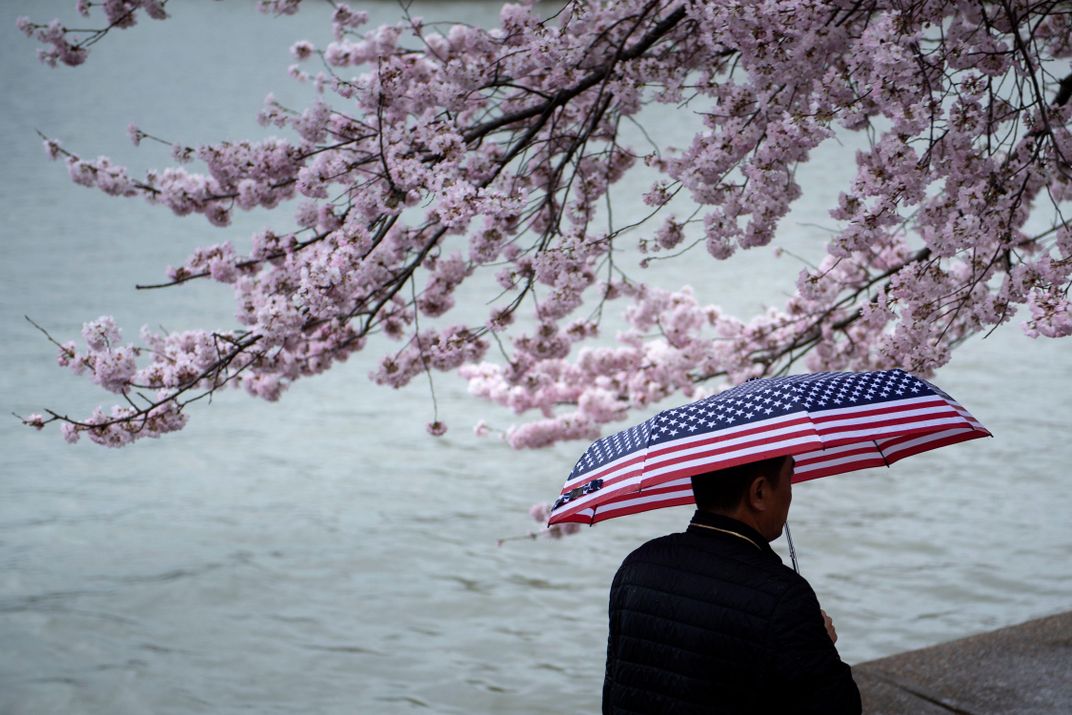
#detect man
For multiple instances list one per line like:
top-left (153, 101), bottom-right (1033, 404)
top-left (602, 455), bottom-right (861, 714)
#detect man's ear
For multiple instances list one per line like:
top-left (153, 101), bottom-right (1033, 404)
top-left (746, 475), bottom-right (770, 512)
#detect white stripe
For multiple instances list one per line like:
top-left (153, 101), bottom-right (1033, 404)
top-left (551, 473), bottom-right (645, 519)
top-left (794, 441), bottom-right (879, 461)
top-left (944, 399), bottom-right (987, 430)
top-left (653, 476), bottom-right (693, 490)
top-left (815, 416), bottom-right (968, 442)
top-left (595, 486), bottom-right (694, 516)
top-left (560, 457), bottom-right (645, 493)
top-left (561, 448), bottom-right (643, 493)
top-left (879, 427), bottom-right (978, 458)
top-left (645, 419), bottom-right (817, 469)
top-left (793, 450), bottom-right (884, 475)
top-left (806, 394), bottom-right (946, 418)
top-left (813, 405), bottom-right (960, 432)
top-left (562, 413), bottom-right (814, 497)
top-left (589, 477), bottom-right (694, 519)
top-left (554, 507), bottom-right (594, 524)
top-left (646, 411), bottom-right (810, 451)
top-left (643, 434), bottom-right (822, 480)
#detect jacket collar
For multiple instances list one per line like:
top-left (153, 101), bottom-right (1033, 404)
top-left (687, 510), bottom-right (781, 562)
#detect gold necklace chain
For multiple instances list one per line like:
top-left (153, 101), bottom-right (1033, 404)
top-left (690, 523), bottom-right (763, 551)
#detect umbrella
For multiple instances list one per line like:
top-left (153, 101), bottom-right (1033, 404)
top-left (548, 368), bottom-right (990, 527)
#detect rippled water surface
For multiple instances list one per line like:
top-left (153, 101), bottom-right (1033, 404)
top-left (2, 2), bottom-right (1070, 713)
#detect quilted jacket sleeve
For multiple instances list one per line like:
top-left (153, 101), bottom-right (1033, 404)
top-left (766, 579), bottom-right (862, 714)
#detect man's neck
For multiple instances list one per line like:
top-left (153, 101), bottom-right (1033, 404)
top-left (700, 507), bottom-right (766, 541)
top-left (689, 510), bottom-right (774, 554)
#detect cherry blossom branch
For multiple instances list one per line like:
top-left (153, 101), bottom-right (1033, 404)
top-left (15, 0), bottom-right (1072, 452)
top-left (17, 0), bottom-right (170, 67)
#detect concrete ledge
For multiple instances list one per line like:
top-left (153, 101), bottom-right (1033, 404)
top-left (853, 611), bottom-right (1072, 714)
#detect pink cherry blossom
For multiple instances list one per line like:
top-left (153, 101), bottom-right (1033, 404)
top-left (528, 502), bottom-right (550, 523)
top-left (15, 0), bottom-right (1071, 492)
top-left (24, 414), bottom-right (46, 430)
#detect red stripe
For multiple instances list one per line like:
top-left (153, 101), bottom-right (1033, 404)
top-left (813, 411), bottom-right (961, 436)
top-left (808, 397), bottom-right (952, 423)
top-left (592, 494), bottom-right (695, 523)
top-left (549, 475), bottom-right (645, 522)
top-left (878, 430), bottom-right (990, 464)
top-left (550, 480), bottom-right (694, 525)
top-left (948, 406), bottom-right (988, 433)
top-left (814, 411), bottom-right (961, 434)
top-left (645, 415), bottom-right (814, 461)
top-left (644, 431), bottom-right (817, 476)
top-left (794, 443), bottom-right (882, 467)
top-left (609, 481), bottom-right (690, 499)
top-left (875, 426), bottom-right (985, 451)
top-left (548, 509), bottom-right (594, 526)
top-left (583, 478), bottom-right (694, 515)
top-left (556, 464), bottom-right (644, 501)
top-left (640, 444), bottom-right (803, 490)
top-left (559, 418), bottom-right (817, 501)
top-left (794, 442), bottom-right (881, 460)
top-left (559, 452), bottom-right (647, 494)
top-left (792, 456), bottom-right (888, 482)
top-left (814, 421), bottom-right (971, 450)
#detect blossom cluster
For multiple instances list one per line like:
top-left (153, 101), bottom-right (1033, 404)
top-left (18, 0), bottom-right (1072, 458)
top-left (17, 0), bottom-right (167, 67)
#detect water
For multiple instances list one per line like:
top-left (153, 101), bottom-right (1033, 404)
top-left (1, 2), bottom-right (1070, 713)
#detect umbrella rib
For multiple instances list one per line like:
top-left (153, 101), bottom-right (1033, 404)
top-left (874, 439), bottom-right (891, 468)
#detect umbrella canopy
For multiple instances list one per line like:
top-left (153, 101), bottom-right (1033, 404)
top-left (548, 369), bottom-right (990, 526)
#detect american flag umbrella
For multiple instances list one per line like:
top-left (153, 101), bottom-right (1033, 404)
top-left (548, 369), bottom-right (991, 526)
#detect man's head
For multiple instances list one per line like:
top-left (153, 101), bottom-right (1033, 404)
top-left (691, 455), bottom-right (794, 542)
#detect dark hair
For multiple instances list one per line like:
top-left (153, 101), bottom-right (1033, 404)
top-left (691, 456), bottom-right (788, 513)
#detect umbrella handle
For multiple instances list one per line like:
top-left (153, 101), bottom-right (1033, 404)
top-left (785, 522), bottom-right (800, 573)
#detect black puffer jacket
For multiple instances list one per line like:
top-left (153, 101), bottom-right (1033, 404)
top-left (603, 511), bottom-right (861, 714)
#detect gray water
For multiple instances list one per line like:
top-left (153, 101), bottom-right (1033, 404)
top-left (1, 2), bottom-right (1070, 713)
